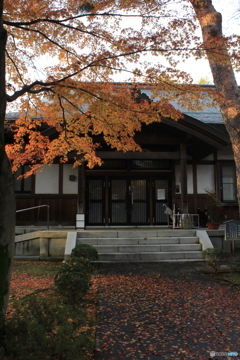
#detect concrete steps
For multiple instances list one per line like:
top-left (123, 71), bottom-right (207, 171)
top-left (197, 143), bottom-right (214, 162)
top-left (76, 229), bottom-right (203, 262)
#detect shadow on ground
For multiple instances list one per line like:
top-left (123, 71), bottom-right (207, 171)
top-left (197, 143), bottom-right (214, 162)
top-left (95, 262), bottom-right (240, 360)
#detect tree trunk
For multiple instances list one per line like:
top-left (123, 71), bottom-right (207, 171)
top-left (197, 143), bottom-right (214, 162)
top-left (189, 0), bottom-right (240, 215)
top-left (0, 0), bottom-right (15, 330)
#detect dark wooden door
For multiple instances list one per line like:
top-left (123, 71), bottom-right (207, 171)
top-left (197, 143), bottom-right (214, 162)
top-left (109, 177), bottom-right (149, 225)
top-left (86, 177), bottom-right (105, 225)
top-left (86, 175), bottom-right (172, 226)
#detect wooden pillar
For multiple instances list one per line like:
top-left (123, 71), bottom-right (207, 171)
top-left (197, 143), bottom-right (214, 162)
top-left (78, 164), bottom-right (85, 213)
top-left (180, 143), bottom-right (188, 213)
top-left (193, 162), bottom-right (198, 213)
top-left (59, 164), bottom-right (63, 224)
top-left (76, 164), bottom-right (86, 228)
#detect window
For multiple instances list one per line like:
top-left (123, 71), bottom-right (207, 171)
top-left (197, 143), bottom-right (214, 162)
top-left (131, 160), bottom-right (171, 170)
top-left (88, 160), bottom-right (126, 170)
top-left (14, 166), bottom-right (32, 193)
top-left (221, 163), bottom-right (237, 202)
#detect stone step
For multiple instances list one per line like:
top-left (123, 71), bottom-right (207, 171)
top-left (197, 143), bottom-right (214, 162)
top-left (90, 244), bottom-right (201, 253)
top-left (97, 251), bottom-right (202, 262)
top-left (77, 229), bottom-right (197, 238)
top-left (77, 229), bottom-right (202, 263)
top-left (76, 237), bottom-right (199, 246)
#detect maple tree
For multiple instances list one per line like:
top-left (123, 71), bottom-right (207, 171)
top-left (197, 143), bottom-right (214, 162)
top-left (0, 0), bottom-right (239, 326)
top-left (189, 0), bottom-right (240, 212)
top-left (0, 0), bottom-right (206, 326)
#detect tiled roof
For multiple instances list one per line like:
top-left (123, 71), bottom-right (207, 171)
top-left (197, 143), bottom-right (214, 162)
top-left (6, 89), bottom-right (224, 125)
top-left (142, 89), bottom-right (224, 125)
top-left (169, 99), bottom-right (223, 124)
top-left (183, 111), bottom-right (223, 124)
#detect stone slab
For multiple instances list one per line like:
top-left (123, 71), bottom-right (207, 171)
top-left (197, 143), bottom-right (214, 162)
top-left (77, 238), bottom-right (98, 245)
top-left (64, 232), bottom-right (77, 260)
top-left (77, 231), bottom-right (118, 238)
top-left (98, 253), bottom-right (142, 261)
top-left (141, 252), bottom-right (185, 260)
top-left (118, 245), bottom-right (161, 253)
top-left (94, 246), bottom-right (119, 253)
top-left (179, 237), bottom-right (199, 244)
top-left (117, 230), bottom-right (158, 238)
top-left (157, 230), bottom-right (196, 237)
top-left (197, 230), bottom-right (213, 250)
top-left (97, 238), bottom-right (139, 245)
top-left (184, 251), bottom-right (202, 259)
top-left (160, 244), bottom-right (201, 252)
top-left (138, 237), bottom-right (180, 244)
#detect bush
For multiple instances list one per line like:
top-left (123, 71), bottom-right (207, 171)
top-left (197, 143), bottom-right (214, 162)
top-left (229, 261), bottom-right (240, 272)
top-left (3, 294), bottom-right (94, 360)
top-left (71, 243), bottom-right (98, 261)
top-left (54, 257), bottom-right (92, 303)
top-left (202, 248), bottom-right (226, 273)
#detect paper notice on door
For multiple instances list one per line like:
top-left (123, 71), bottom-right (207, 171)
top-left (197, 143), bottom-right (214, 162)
top-left (157, 189), bottom-right (166, 200)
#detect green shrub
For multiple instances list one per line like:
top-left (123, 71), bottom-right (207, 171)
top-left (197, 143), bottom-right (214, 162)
top-left (3, 294), bottom-right (94, 360)
top-left (71, 243), bottom-right (98, 261)
top-left (54, 257), bottom-right (92, 303)
top-left (229, 261), bottom-right (240, 272)
top-left (202, 247), bottom-right (226, 273)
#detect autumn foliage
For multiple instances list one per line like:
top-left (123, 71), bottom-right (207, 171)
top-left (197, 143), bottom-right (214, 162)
top-left (3, 0), bottom-right (233, 175)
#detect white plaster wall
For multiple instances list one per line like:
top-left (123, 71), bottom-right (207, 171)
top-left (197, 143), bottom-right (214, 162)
top-left (63, 164), bottom-right (78, 194)
top-left (175, 164), bottom-right (193, 194)
top-left (197, 164), bottom-right (215, 193)
top-left (217, 145), bottom-right (234, 160)
top-left (35, 165), bottom-right (59, 194)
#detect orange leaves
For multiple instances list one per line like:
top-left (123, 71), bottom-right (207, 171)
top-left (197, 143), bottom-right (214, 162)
top-left (7, 262), bottom-right (56, 318)
top-left (96, 267), bottom-right (240, 359)
top-left (6, 117), bottom-right (51, 174)
top-left (6, 78), bottom-right (222, 172)
top-left (3, 0), bottom-right (231, 172)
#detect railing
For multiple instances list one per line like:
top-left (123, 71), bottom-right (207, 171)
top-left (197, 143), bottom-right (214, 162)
top-left (16, 205), bottom-right (50, 231)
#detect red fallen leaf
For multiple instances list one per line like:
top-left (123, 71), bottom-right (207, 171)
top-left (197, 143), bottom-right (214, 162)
top-left (7, 263), bottom-right (56, 318)
top-left (97, 270), bottom-right (240, 359)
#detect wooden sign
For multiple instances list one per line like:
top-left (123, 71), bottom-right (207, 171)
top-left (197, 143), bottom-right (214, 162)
top-left (225, 220), bottom-right (240, 241)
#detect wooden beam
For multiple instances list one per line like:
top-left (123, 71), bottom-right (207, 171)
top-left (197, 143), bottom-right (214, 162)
top-left (180, 143), bottom-right (188, 213)
top-left (162, 117), bottom-right (229, 149)
top-left (96, 151), bottom-right (181, 159)
top-left (134, 134), bottom-right (182, 145)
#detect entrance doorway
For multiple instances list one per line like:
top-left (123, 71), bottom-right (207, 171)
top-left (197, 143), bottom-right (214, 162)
top-left (86, 176), bottom-right (172, 226)
top-left (109, 178), bottom-right (148, 225)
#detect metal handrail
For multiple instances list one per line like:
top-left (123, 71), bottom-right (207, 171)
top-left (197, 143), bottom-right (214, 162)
top-left (16, 205), bottom-right (50, 231)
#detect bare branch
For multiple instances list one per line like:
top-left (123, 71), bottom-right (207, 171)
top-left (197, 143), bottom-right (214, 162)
top-left (3, 11), bottom-right (185, 28)
top-left (14, 25), bottom-right (79, 59)
top-left (5, 49), bottom-right (25, 86)
top-left (58, 95), bottom-right (67, 139)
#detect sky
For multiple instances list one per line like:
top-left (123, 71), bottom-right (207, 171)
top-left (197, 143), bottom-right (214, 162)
top-left (178, 0), bottom-right (240, 83)
top-left (27, 0), bottom-right (240, 86)
top-left (106, 0), bottom-right (240, 84)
